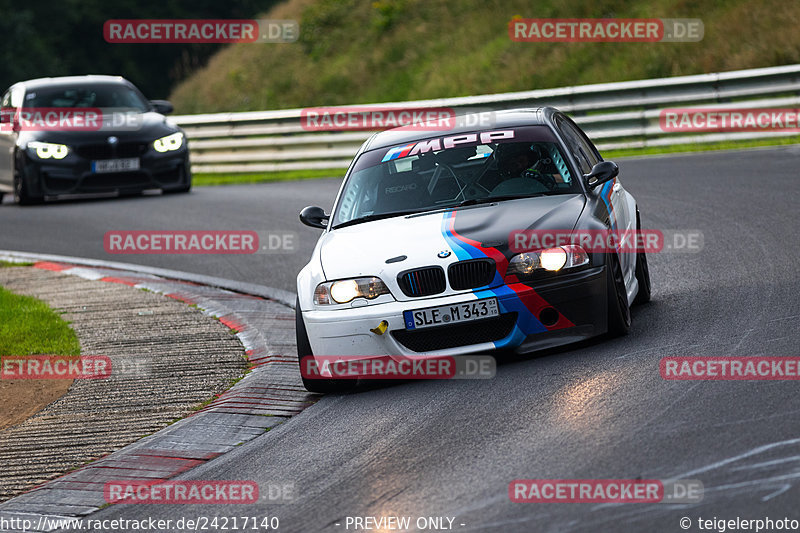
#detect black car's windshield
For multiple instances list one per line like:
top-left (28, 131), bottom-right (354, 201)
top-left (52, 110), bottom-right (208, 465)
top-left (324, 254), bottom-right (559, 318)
top-left (332, 127), bottom-right (579, 228)
top-left (23, 84), bottom-right (150, 112)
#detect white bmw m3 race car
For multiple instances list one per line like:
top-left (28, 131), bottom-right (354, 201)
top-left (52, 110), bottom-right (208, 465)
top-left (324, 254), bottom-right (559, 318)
top-left (296, 107), bottom-right (651, 392)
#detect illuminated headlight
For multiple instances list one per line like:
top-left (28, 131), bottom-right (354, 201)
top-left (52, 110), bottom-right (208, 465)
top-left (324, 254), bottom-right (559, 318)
top-left (153, 132), bottom-right (183, 152)
top-left (314, 277), bottom-right (391, 305)
top-left (507, 245), bottom-right (589, 275)
top-left (28, 141), bottom-right (69, 160)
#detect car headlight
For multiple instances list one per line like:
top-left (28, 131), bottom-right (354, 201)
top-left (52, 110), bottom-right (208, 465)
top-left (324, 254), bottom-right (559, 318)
top-left (314, 277), bottom-right (391, 305)
top-left (153, 132), bottom-right (183, 152)
top-left (28, 141), bottom-right (69, 160)
top-left (506, 245), bottom-right (589, 276)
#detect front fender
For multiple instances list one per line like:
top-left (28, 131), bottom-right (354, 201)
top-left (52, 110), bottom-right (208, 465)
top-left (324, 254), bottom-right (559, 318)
top-left (296, 233), bottom-right (327, 312)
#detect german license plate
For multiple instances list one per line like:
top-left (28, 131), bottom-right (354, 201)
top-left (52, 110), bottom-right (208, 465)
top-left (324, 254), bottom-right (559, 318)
top-left (404, 297), bottom-right (499, 330)
top-left (91, 158), bottom-right (140, 173)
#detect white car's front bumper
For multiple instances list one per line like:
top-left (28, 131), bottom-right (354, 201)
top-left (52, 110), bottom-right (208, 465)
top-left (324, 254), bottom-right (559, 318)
top-left (302, 265), bottom-right (607, 358)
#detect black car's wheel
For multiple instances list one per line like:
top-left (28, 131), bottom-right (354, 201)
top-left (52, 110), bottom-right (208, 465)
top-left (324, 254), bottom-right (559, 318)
top-left (633, 211), bottom-right (651, 305)
top-left (296, 298), bottom-right (353, 394)
top-left (606, 253), bottom-right (631, 336)
top-left (14, 171), bottom-right (44, 205)
top-left (633, 248), bottom-right (651, 305)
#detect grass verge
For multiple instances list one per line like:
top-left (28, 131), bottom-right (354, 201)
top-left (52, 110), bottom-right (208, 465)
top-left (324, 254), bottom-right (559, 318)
top-left (0, 286), bottom-right (80, 356)
top-left (193, 168), bottom-right (345, 187)
top-left (170, 0), bottom-right (800, 114)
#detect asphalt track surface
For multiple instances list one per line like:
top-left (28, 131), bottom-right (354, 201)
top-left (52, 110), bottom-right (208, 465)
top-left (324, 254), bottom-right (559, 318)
top-left (2, 146), bottom-right (799, 532)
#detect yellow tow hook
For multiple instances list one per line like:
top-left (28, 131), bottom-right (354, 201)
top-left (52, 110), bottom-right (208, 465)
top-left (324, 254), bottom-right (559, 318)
top-left (370, 320), bottom-right (388, 335)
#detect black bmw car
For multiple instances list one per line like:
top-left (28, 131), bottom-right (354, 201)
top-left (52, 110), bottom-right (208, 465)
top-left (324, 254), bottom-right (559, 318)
top-left (0, 75), bottom-right (191, 204)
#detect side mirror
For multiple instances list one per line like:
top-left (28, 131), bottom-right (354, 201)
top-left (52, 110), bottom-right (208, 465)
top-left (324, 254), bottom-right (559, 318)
top-left (583, 161), bottom-right (619, 189)
top-left (150, 100), bottom-right (174, 115)
top-left (299, 206), bottom-right (329, 229)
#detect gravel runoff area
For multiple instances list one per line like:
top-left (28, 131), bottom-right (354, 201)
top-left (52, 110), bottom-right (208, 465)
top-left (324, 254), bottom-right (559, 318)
top-left (0, 266), bottom-right (248, 502)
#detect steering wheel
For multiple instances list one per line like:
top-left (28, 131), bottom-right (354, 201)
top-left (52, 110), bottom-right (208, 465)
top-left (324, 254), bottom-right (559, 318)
top-left (522, 168), bottom-right (558, 191)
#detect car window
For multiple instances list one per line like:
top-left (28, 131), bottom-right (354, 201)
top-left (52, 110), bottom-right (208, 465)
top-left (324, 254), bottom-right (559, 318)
top-left (565, 116), bottom-right (602, 165)
top-left (556, 115), bottom-right (601, 173)
top-left (22, 84), bottom-right (149, 111)
top-left (332, 127), bottom-right (581, 227)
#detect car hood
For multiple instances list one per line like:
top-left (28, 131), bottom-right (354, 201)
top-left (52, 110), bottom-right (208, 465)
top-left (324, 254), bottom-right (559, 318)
top-left (17, 111), bottom-right (179, 145)
top-left (319, 194), bottom-right (586, 292)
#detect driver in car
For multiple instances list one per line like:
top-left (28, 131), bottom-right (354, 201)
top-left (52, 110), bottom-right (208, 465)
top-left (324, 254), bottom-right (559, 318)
top-left (494, 143), bottom-right (558, 191)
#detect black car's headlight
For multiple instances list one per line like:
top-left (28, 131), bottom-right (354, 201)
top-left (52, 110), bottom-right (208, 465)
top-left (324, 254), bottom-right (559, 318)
top-left (314, 277), bottom-right (391, 305)
top-left (506, 245), bottom-right (589, 276)
top-left (153, 132), bottom-right (184, 152)
top-left (27, 141), bottom-right (69, 160)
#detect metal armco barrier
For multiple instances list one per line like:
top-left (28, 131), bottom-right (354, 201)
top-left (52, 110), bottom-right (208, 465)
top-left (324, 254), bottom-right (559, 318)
top-left (171, 65), bottom-right (800, 174)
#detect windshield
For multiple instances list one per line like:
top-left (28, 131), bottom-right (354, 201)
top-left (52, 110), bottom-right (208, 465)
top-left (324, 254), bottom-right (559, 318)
top-left (332, 126), bottom-right (579, 228)
top-left (23, 84), bottom-right (150, 112)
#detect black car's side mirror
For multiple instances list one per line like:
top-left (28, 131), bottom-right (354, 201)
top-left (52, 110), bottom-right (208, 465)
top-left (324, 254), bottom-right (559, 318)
top-left (299, 206), bottom-right (329, 229)
top-left (150, 100), bottom-right (174, 115)
top-left (0, 109), bottom-right (20, 132)
top-left (583, 161), bottom-right (619, 189)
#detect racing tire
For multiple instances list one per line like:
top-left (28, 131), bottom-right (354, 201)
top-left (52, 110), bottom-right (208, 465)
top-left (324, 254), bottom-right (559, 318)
top-left (606, 253), bottom-right (631, 336)
top-left (14, 171), bottom-right (44, 206)
top-left (633, 211), bottom-right (651, 305)
top-left (296, 298), bottom-right (354, 394)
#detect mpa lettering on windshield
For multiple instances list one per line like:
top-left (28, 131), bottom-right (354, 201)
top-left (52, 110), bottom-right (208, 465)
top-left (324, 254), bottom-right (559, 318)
top-left (381, 130), bottom-right (515, 162)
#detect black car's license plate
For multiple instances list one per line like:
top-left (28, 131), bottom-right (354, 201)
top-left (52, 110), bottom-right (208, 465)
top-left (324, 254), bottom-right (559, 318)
top-left (91, 158), bottom-right (140, 173)
top-left (403, 297), bottom-right (499, 330)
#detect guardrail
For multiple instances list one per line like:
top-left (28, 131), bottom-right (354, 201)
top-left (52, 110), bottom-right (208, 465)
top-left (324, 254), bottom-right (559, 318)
top-left (172, 65), bottom-right (800, 174)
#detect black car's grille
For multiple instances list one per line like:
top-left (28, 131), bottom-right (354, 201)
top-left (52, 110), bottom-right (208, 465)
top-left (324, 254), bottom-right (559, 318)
top-left (397, 267), bottom-right (446, 297)
top-left (392, 312), bottom-right (517, 352)
top-left (81, 172), bottom-right (151, 190)
top-left (448, 259), bottom-right (496, 290)
top-left (75, 142), bottom-right (148, 160)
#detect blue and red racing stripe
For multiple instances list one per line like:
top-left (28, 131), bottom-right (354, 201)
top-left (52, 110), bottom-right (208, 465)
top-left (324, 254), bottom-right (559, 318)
top-left (440, 210), bottom-right (574, 349)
